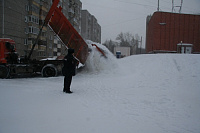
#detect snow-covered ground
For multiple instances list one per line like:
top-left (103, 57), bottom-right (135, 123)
top-left (0, 46), bottom-right (200, 133)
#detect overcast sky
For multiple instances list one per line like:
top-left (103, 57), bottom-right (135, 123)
top-left (81, 0), bottom-right (200, 47)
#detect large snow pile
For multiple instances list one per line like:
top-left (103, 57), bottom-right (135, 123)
top-left (0, 49), bottom-right (200, 133)
top-left (84, 40), bottom-right (118, 73)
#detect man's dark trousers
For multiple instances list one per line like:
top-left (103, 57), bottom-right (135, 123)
top-left (64, 74), bottom-right (72, 92)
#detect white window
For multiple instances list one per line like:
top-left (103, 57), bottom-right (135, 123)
top-left (49, 35), bottom-right (53, 40)
top-left (49, 43), bottom-right (52, 49)
top-left (42, 31), bottom-right (47, 37)
top-left (28, 26), bottom-right (39, 34)
top-left (28, 39), bottom-right (32, 45)
top-left (28, 15), bottom-right (39, 24)
top-left (36, 17), bottom-right (39, 24)
top-left (24, 27), bottom-right (28, 34)
top-left (25, 16), bottom-right (28, 22)
top-left (29, 16), bottom-right (32, 22)
top-left (24, 39), bottom-right (28, 45)
top-left (29, 26), bottom-right (33, 33)
top-left (32, 16), bottom-right (35, 22)
top-left (62, 5), bottom-right (65, 10)
top-left (33, 27), bottom-right (39, 34)
top-left (25, 5), bottom-right (29, 11)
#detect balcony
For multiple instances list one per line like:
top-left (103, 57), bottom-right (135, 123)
top-left (68, 8), bottom-right (74, 14)
top-left (57, 44), bottom-right (61, 48)
top-left (28, 34), bottom-right (37, 39)
top-left (28, 44), bottom-right (38, 50)
top-left (40, 6), bottom-right (48, 12)
top-left (39, 36), bottom-right (47, 42)
top-left (53, 48), bottom-right (57, 52)
top-left (38, 45), bottom-right (46, 51)
top-left (73, 18), bottom-right (78, 25)
top-left (57, 52), bottom-right (61, 56)
top-left (38, 40), bottom-right (47, 46)
top-left (40, 15), bottom-right (45, 21)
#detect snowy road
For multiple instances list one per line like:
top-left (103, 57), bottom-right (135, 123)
top-left (0, 53), bottom-right (200, 133)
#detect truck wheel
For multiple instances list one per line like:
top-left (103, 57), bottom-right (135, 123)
top-left (0, 65), bottom-right (10, 79)
top-left (42, 64), bottom-right (57, 77)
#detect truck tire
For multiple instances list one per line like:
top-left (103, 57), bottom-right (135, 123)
top-left (41, 64), bottom-right (57, 77)
top-left (0, 65), bottom-right (10, 79)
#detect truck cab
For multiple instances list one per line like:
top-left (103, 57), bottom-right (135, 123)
top-left (0, 38), bottom-right (17, 64)
top-left (0, 38), bottom-right (62, 79)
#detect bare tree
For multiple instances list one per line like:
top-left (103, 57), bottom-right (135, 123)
top-left (103, 32), bottom-right (140, 55)
top-left (102, 39), bottom-right (117, 53)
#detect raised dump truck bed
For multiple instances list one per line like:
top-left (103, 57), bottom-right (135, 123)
top-left (45, 0), bottom-right (88, 64)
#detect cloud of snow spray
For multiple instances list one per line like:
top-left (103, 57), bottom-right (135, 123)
top-left (83, 40), bottom-right (118, 74)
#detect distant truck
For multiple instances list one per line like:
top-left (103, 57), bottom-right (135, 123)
top-left (116, 51), bottom-right (121, 58)
top-left (114, 47), bottom-right (130, 58)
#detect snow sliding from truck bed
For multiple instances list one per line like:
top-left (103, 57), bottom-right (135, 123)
top-left (84, 40), bottom-right (118, 73)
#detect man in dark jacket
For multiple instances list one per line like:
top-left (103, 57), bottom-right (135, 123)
top-left (63, 48), bottom-right (76, 93)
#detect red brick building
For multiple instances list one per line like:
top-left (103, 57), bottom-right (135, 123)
top-left (146, 12), bottom-right (200, 53)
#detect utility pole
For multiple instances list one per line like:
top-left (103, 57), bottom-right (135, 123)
top-left (179, 0), bottom-right (183, 13)
top-left (140, 36), bottom-right (142, 54)
top-left (172, 0), bottom-right (183, 13)
top-left (157, 0), bottom-right (160, 11)
top-left (2, 0), bottom-right (5, 38)
top-left (137, 36), bottom-right (142, 54)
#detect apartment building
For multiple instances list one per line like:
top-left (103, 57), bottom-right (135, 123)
top-left (0, 0), bottom-right (54, 59)
top-left (53, 0), bottom-right (82, 58)
top-left (0, 0), bottom-right (83, 59)
top-left (59, 0), bottom-right (82, 34)
top-left (81, 10), bottom-right (101, 43)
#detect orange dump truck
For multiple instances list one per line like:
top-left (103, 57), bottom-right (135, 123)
top-left (0, 0), bottom-right (105, 78)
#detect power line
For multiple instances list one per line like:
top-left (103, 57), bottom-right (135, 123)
top-left (114, 0), bottom-right (156, 8)
top-left (162, 0), bottom-right (172, 4)
top-left (103, 17), bottom-right (144, 28)
top-left (142, 0), bottom-right (157, 5)
top-left (113, 0), bottom-right (172, 12)
top-left (83, 1), bottom-right (143, 14)
top-left (83, 1), bottom-right (154, 19)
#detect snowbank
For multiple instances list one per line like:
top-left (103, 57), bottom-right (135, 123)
top-left (0, 53), bottom-right (200, 133)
